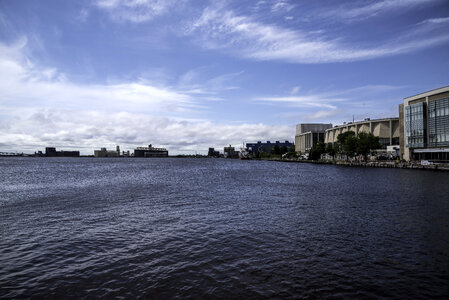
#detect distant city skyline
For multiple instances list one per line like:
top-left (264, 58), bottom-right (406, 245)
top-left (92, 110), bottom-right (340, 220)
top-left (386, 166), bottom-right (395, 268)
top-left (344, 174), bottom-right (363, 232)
top-left (1, 0), bottom-right (449, 155)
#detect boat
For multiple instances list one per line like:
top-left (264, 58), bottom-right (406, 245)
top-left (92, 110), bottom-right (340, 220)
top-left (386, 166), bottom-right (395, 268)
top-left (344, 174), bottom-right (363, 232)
top-left (239, 147), bottom-right (252, 160)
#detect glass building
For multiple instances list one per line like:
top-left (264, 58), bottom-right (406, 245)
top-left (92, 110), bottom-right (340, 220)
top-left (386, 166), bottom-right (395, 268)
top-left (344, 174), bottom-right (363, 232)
top-left (405, 102), bottom-right (426, 148)
top-left (402, 86), bottom-right (449, 162)
top-left (428, 97), bottom-right (449, 147)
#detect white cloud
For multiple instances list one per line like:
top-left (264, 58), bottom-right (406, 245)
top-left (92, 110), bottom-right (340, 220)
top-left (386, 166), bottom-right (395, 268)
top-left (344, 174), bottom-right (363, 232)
top-left (275, 109), bottom-right (342, 123)
top-left (303, 110), bottom-right (341, 121)
top-left (417, 16), bottom-right (449, 25)
top-left (188, 6), bottom-right (449, 63)
top-left (254, 95), bottom-right (340, 109)
top-left (271, 0), bottom-right (294, 13)
top-left (326, 0), bottom-right (439, 20)
top-left (94, 0), bottom-right (180, 23)
top-left (290, 86), bottom-right (300, 95)
top-left (177, 68), bottom-right (243, 95)
top-left (0, 109), bottom-right (294, 155)
top-left (0, 38), bottom-right (202, 115)
top-left (0, 39), bottom-right (293, 154)
top-left (253, 85), bottom-right (403, 116)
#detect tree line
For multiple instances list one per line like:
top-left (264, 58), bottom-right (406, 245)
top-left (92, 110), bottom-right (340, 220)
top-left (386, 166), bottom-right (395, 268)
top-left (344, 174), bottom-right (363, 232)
top-left (257, 144), bottom-right (296, 158)
top-left (309, 131), bottom-right (381, 161)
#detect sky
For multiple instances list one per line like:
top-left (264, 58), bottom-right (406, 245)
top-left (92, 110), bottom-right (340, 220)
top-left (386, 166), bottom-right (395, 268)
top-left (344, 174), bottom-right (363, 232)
top-left (1, 0), bottom-right (449, 155)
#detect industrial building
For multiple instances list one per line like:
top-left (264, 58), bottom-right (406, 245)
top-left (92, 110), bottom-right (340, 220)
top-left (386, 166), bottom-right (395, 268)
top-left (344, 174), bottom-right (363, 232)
top-left (246, 141), bottom-right (293, 156)
top-left (134, 144), bottom-right (168, 157)
top-left (325, 118), bottom-right (400, 149)
top-left (401, 86), bottom-right (449, 162)
top-left (45, 147), bottom-right (79, 157)
top-left (295, 124), bottom-right (332, 153)
top-left (223, 145), bottom-right (237, 158)
top-left (94, 146), bottom-right (120, 157)
top-left (208, 147), bottom-right (220, 157)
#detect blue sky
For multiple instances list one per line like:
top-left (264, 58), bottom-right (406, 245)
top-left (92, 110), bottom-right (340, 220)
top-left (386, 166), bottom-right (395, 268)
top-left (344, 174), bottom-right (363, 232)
top-left (1, 0), bottom-right (448, 154)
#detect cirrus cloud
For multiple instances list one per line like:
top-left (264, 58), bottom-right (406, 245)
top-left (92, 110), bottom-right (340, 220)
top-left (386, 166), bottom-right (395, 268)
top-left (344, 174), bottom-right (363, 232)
top-left (187, 5), bottom-right (449, 63)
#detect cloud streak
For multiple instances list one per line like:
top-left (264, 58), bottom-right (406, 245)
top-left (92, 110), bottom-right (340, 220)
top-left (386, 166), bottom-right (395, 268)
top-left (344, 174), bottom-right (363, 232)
top-left (94, 0), bottom-right (181, 23)
top-left (325, 0), bottom-right (440, 20)
top-left (254, 95), bottom-right (341, 110)
top-left (188, 6), bottom-right (449, 63)
top-left (254, 84), bottom-right (406, 122)
top-left (254, 85), bottom-right (403, 108)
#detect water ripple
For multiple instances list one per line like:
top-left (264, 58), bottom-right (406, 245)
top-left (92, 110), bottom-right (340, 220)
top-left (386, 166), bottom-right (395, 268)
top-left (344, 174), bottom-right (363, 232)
top-left (1, 157), bottom-right (449, 298)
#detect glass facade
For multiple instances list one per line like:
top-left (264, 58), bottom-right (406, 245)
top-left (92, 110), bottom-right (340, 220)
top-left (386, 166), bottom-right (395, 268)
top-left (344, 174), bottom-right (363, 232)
top-left (428, 97), bottom-right (449, 147)
top-left (379, 138), bottom-right (391, 149)
top-left (405, 102), bottom-right (426, 148)
top-left (378, 137), bottom-right (400, 149)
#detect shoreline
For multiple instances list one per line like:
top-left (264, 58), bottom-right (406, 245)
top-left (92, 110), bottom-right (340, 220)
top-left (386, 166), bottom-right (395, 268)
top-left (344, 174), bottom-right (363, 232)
top-left (3, 155), bottom-right (449, 171)
top-left (265, 157), bottom-right (449, 171)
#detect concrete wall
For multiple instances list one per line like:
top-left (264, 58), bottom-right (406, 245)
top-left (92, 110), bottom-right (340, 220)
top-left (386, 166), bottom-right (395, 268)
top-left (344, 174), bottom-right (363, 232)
top-left (399, 104), bottom-right (405, 159)
top-left (296, 123), bottom-right (332, 153)
top-left (325, 118), bottom-right (399, 145)
top-left (295, 132), bottom-right (313, 153)
top-left (296, 123), bottom-right (332, 135)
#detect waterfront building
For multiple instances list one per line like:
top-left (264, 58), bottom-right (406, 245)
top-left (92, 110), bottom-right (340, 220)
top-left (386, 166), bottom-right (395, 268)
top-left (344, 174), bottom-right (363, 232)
top-left (245, 141), bottom-right (293, 156)
top-left (295, 124), bottom-right (332, 153)
top-left (223, 145), bottom-right (237, 158)
top-left (208, 147), bottom-right (220, 157)
top-left (45, 147), bottom-right (80, 157)
top-left (134, 144), bottom-right (168, 157)
top-left (325, 118), bottom-right (400, 149)
top-left (401, 86), bottom-right (449, 162)
top-left (94, 146), bottom-right (120, 157)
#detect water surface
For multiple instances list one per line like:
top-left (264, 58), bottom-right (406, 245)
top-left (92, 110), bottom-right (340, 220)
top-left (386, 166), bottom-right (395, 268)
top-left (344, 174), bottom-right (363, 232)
top-left (1, 157), bottom-right (448, 298)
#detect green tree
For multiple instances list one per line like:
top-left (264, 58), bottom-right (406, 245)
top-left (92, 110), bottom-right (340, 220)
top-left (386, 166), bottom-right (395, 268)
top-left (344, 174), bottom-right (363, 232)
top-left (325, 143), bottom-right (336, 159)
top-left (281, 144), bottom-right (297, 159)
top-left (336, 131), bottom-right (356, 157)
top-left (336, 131), bottom-right (355, 151)
top-left (345, 135), bottom-right (358, 157)
top-left (280, 146), bottom-right (288, 155)
top-left (309, 142), bottom-right (326, 160)
top-left (356, 132), bottom-right (381, 160)
top-left (270, 145), bottom-right (281, 155)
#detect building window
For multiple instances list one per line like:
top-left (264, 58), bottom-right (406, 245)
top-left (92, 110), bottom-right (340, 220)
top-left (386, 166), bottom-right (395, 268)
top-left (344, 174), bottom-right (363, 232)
top-left (405, 102), bottom-right (426, 148)
top-left (428, 97), bottom-right (449, 147)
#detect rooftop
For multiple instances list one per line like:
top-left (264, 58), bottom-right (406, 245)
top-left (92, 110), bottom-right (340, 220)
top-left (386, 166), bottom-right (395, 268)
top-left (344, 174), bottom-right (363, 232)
top-left (404, 85), bottom-right (449, 101)
top-left (326, 117), bottom-right (398, 131)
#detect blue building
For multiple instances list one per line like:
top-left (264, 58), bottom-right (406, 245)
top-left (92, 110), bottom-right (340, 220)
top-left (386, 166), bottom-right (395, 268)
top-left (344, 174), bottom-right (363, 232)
top-left (246, 141), bottom-right (293, 155)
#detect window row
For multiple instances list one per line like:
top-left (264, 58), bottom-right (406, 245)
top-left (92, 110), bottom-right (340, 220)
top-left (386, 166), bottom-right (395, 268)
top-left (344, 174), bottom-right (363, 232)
top-left (406, 129), bottom-right (425, 136)
top-left (429, 132), bottom-right (449, 143)
top-left (407, 137), bottom-right (425, 147)
top-left (406, 103), bottom-right (425, 114)
top-left (429, 106), bottom-right (449, 118)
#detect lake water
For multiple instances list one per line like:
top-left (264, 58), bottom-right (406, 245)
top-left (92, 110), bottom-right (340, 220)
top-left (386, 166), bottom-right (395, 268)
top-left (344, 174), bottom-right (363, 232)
top-left (1, 157), bottom-right (449, 298)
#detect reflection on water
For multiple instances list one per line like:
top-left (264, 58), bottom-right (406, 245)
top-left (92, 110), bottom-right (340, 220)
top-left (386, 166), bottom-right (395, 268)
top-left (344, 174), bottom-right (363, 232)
top-left (1, 157), bottom-right (449, 298)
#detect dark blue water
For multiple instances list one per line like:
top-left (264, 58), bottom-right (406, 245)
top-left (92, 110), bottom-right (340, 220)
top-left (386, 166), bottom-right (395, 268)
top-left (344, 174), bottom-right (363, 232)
top-left (1, 157), bottom-right (449, 299)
